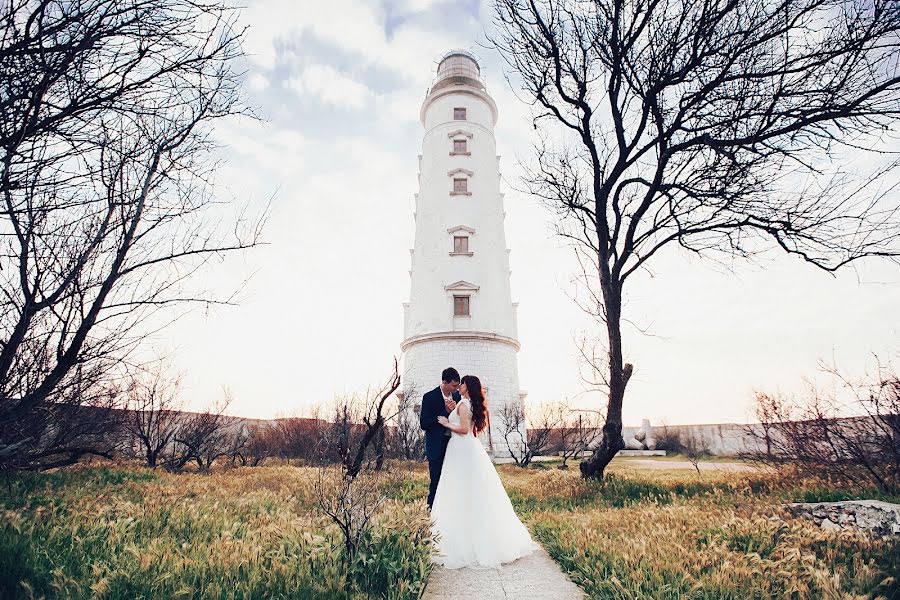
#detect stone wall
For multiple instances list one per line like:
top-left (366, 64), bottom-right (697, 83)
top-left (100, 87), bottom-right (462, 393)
top-left (528, 421), bottom-right (765, 457)
top-left (644, 422), bottom-right (764, 455)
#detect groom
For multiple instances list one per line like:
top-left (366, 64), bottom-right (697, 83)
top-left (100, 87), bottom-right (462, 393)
top-left (420, 367), bottom-right (461, 509)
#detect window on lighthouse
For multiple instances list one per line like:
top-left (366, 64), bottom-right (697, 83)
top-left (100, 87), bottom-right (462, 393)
top-left (453, 139), bottom-right (467, 153)
top-left (453, 295), bottom-right (470, 317)
top-left (453, 236), bottom-right (469, 253)
top-left (453, 178), bottom-right (468, 193)
top-left (453, 107), bottom-right (467, 120)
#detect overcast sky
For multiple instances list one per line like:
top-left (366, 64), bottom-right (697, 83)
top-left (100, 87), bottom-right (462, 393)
top-left (159, 0), bottom-right (900, 426)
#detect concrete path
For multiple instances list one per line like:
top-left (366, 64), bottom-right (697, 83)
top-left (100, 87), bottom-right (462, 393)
top-left (422, 546), bottom-right (584, 600)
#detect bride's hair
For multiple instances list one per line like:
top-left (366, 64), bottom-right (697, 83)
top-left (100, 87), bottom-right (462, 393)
top-left (462, 375), bottom-right (487, 435)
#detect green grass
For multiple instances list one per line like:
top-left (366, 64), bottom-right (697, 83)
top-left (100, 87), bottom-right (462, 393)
top-left (500, 465), bottom-right (900, 600)
top-left (2, 461), bottom-right (898, 600)
top-left (0, 465), bottom-right (432, 600)
top-left (787, 485), bottom-right (900, 504)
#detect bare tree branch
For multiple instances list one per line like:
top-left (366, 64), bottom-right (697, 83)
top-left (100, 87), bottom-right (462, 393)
top-left (491, 0), bottom-right (900, 479)
top-left (0, 0), bottom-right (266, 469)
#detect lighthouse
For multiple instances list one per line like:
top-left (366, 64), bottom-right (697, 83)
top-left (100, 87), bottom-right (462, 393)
top-left (402, 50), bottom-right (525, 459)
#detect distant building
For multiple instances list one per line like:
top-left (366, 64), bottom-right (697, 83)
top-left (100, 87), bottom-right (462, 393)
top-left (401, 50), bottom-right (526, 459)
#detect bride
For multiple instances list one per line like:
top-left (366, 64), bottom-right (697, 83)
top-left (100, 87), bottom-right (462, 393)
top-left (431, 374), bottom-right (538, 569)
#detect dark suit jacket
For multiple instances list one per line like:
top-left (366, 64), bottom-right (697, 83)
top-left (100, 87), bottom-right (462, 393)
top-left (420, 385), bottom-right (461, 460)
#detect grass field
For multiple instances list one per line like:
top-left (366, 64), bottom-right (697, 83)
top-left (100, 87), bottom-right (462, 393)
top-left (1, 459), bottom-right (898, 599)
top-left (504, 461), bottom-right (900, 600)
top-left (0, 465), bottom-right (432, 600)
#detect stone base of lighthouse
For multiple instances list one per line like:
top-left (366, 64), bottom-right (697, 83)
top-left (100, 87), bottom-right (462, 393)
top-left (402, 333), bottom-right (526, 460)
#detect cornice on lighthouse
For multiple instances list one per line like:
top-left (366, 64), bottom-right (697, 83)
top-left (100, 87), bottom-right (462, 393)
top-left (447, 225), bottom-right (476, 235)
top-left (444, 280), bottom-right (480, 292)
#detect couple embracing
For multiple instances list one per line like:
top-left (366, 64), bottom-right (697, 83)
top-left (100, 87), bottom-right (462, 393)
top-left (419, 367), bottom-right (538, 569)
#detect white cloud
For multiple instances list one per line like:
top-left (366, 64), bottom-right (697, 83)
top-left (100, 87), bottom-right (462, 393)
top-left (241, 0), bottom-right (384, 70)
top-left (286, 64), bottom-right (373, 110)
top-left (395, 0), bottom-right (442, 12)
top-left (165, 1), bottom-right (900, 426)
top-left (247, 73), bottom-right (270, 91)
top-left (240, 0), bottom-right (476, 83)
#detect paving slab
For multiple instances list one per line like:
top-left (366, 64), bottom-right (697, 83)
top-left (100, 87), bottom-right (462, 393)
top-left (422, 545), bottom-right (584, 600)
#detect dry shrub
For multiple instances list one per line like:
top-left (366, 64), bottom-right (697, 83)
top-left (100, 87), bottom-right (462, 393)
top-left (746, 356), bottom-right (900, 494)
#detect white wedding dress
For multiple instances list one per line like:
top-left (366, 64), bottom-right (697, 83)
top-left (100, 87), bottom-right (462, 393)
top-left (430, 398), bottom-right (539, 569)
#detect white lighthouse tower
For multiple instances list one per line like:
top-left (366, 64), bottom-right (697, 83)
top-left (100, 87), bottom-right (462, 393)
top-left (402, 50), bottom-right (526, 459)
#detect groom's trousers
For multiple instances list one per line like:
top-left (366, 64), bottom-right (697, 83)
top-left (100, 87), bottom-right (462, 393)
top-left (426, 445), bottom-right (447, 509)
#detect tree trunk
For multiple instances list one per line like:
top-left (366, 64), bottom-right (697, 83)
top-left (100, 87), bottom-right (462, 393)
top-left (374, 427), bottom-right (385, 471)
top-left (580, 281), bottom-right (633, 479)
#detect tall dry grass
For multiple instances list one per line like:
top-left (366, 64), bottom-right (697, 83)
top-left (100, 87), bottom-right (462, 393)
top-left (2, 460), bottom-right (897, 599)
top-left (0, 465), bottom-right (432, 599)
top-left (500, 464), bottom-right (899, 599)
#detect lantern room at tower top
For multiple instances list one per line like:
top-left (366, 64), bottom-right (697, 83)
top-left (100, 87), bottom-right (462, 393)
top-left (432, 50), bottom-right (484, 91)
top-left (420, 50), bottom-right (498, 127)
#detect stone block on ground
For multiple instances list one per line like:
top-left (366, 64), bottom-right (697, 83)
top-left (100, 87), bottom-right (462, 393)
top-left (784, 500), bottom-right (900, 538)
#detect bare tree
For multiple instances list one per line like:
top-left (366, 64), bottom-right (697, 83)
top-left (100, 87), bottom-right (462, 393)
top-left (271, 410), bottom-right (326, 462)
top-left (395, 384), bottom-right (425, 461)
top-left (492, 0), bottom-right (900, 479)
top-left (654, 420), bottom-right (685, 454)
top-left (746, 356), bottom-right (900, 493)
top-left (749, 392), bottom-right (782, 460)
top-left (683, 431), bottom-right (710, 478)
top-left (166, 393), bottom-right (233, 471)
top-left (346, 359), bottom-right (402, 476)
top-left (314, 359), bottom-right (403, 472)
top-left (313, 359), bottom-right (404, 569)
top-left (498, 402), bottom-right (528, 466)
top-left (315, 465), bottom-right (394, 564)
top-left (221, 422), bottom-right (266, 467)
top-left (498, 401), bottom-right (562, 467)
top-left (0, 374), bottom-right (123, 470)
top-left (558, 406), bottom-right (601, 469)
top-left (123, 361), bottom-right (184, 468)
top-left (0, 1), bottom-right (265, 470)
top-left (319, 394), bottom-right (363, 465)
top-left (224, 423), bottom-right (251, 467)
